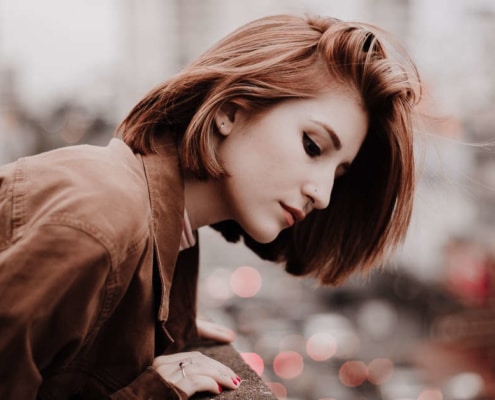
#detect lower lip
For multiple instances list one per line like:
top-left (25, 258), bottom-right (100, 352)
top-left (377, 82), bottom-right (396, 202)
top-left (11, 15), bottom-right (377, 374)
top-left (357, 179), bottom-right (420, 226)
top-left (282, 207), bottom-right (295, 227)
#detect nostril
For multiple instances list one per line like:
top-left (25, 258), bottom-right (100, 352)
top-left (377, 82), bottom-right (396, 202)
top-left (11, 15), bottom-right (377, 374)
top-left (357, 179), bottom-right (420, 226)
top-left (304, 199), bottom-right (314, 213)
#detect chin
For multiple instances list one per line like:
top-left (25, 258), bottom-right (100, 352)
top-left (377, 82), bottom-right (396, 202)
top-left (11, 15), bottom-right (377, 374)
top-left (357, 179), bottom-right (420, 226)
top-left (237, 217), bottom-right (281, 244)
top-left (247, 227), bottom-right (280, 244)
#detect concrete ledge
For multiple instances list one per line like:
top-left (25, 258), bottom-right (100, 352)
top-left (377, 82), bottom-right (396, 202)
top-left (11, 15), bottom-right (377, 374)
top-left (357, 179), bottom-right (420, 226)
top-left (188, 343), bottom-right (277, 399)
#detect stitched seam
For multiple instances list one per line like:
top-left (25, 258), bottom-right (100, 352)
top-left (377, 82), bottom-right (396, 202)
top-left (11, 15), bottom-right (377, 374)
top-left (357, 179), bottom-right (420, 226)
top-left (44, 213), bottom-right (148, 267)
top-left (44, 214), bottom-right (119, 269)
top-left (39, 217), bottom-right (119, 348)
top-left (12, 158), bottom-right (26, 239)
top-left (122, 226), bottom-right (149, 262)
top-left (0, 187), bottom-right (12, 248)
top-left (39, 215), bottom-right (150, 348)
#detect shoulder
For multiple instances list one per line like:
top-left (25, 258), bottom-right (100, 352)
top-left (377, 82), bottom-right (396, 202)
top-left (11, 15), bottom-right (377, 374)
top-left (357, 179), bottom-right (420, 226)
top-left (10, 140), bottom-right (152, 258)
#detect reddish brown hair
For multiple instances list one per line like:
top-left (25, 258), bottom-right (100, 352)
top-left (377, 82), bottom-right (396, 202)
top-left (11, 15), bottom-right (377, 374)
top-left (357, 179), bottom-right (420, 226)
top-left (118, 14), bottom-right (421, 285)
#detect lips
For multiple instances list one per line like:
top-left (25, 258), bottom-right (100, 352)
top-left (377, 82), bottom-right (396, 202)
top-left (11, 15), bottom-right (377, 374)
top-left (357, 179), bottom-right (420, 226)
top-left (281, 203), bottom-right (305, 227)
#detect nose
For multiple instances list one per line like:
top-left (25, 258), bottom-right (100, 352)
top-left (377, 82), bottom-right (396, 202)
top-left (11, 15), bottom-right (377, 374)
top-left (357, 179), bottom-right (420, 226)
top-left (302, 170), bottom-right (334, 210)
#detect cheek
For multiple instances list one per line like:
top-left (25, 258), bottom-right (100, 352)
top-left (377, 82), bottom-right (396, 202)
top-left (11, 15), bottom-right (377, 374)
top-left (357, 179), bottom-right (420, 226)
top-left (228, 146), bottom-right (281, 181)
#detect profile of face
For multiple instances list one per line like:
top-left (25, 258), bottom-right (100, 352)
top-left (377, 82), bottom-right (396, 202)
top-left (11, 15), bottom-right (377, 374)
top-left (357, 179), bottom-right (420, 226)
top-left (215, 84), bottom-right (369, 244)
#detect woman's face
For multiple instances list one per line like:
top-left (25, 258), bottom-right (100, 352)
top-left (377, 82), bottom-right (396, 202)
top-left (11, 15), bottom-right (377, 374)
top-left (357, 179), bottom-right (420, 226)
top-left (216, 85), bottom-right (368, 243)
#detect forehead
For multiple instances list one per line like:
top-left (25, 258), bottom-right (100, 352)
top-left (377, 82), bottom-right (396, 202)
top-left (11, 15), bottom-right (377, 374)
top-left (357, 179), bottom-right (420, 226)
top-left (291, 86), bottom-right (368, 140)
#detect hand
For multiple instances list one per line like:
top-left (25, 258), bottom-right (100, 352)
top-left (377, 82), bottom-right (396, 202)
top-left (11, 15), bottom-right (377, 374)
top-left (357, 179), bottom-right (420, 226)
top-left (196, 319), bottom-right (236, 343)
top-left (152, 351), bottom-right (241, 397)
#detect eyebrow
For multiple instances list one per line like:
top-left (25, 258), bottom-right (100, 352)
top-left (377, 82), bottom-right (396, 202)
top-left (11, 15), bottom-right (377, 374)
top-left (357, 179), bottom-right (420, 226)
top-left (311, 120), bottom-right (342, 150)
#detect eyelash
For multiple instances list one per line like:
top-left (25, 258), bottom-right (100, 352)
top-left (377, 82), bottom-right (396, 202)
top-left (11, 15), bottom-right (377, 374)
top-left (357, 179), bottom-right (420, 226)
top-left (303, 132), bottom-right (321, 157)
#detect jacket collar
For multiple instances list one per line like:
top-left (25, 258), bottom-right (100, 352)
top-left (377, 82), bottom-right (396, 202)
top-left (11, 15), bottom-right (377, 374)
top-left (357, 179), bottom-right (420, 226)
top-left (140, 136), bottom-right (184, 322)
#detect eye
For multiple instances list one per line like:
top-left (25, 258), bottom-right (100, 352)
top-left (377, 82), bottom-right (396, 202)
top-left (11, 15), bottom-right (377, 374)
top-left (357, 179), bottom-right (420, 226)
top-left (303, 132), bottom-right (321, 157)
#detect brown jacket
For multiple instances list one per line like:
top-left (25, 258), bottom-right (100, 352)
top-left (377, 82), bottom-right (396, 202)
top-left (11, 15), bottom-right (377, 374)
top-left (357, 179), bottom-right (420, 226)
top-left (0, 138), bottom-right (199, 399)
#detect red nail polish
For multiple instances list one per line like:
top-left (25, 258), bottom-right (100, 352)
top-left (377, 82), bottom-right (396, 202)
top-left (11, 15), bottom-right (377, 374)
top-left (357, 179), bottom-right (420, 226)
top-left (218, 384), bottom-right (223, 393)
top-left (236, 375), bottom-right (241, 383)
top-left (232, 378), bottom-right (238, 385)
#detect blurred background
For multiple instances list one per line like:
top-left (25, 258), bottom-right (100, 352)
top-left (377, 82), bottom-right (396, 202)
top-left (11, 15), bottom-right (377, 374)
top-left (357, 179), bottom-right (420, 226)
top-left (1, 0), bottom-right (495, 399)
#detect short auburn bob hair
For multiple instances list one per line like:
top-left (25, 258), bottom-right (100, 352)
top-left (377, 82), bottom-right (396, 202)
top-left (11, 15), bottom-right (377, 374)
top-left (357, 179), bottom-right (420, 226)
top-left (118, 14), bottom-right (421, 285)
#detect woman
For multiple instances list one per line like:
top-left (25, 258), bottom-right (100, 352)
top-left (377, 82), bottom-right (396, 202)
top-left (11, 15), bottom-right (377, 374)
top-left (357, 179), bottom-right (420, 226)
top-left (0, 14), bottom-right (421, 399)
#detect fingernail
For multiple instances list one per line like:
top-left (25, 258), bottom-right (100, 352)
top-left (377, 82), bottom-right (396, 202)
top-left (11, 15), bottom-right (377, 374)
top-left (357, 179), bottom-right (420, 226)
top-left (218, 384), bottom-right (223, 393)
top-left (232, 378), bottom-right (238, 385)
top-left (236, 375), bottom-right (241, 383)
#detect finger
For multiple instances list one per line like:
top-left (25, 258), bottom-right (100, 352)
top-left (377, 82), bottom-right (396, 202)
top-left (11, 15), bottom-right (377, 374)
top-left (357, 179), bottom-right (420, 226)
top-left (153, 351), bottom-right (204, 366)
top-left (178, 354), bottom-right (239, 384)
top-left (153, 352), bottom-right (240, 385)
top-left (211, 325), bottom-right (236, 343)
top-left (157, 351), bottom-right (236, 377)
top-left (197, 320), bottom-right (236, 343)
top-left (179, 369), bottom-right (241, 395)
top-left (215, 371), bottom-right (242, 390)
top-left (179, 359), bottom-right (240, 390)
top-left (175, 374), bottom-right (224, 397)
top-left (154, 359), bottom-right (241, 397)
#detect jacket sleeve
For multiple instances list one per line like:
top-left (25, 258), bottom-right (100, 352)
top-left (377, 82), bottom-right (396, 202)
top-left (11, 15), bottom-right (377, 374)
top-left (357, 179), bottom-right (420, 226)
top-left (0, 222), bottom-right (114, 399)
top-left (109, 247), bottom-right (200, 400)
top-left (110, 367), bottom-right (188, 400)
top-left (109, 246), bottom-right (201, 400)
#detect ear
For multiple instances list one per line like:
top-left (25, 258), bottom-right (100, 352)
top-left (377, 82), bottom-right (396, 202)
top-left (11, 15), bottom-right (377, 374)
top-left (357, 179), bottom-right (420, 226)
top-left (214, 102), bottom-right (238, 136)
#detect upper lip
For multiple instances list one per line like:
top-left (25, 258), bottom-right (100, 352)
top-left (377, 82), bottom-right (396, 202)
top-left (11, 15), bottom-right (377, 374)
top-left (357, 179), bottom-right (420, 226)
top-left (281, 203), bottom-right (305, 222)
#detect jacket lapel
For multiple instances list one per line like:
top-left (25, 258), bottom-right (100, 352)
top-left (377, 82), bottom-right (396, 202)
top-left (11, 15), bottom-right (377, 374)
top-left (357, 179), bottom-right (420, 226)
top-left (141, 137), bottom-right (184, 323)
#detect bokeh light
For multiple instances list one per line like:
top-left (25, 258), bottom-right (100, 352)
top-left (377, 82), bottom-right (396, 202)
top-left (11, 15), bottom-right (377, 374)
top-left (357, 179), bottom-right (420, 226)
top-left (356, 299), bottom-right (398, 340)
top-left (306, 332), bottom-right (337, 361)
top-left (338, 360), bottom-right (368, 387)
top-left (273, 351), bottom-right (304, 380)
top-left (230, 266), bottom-right (262, 298)
top-left (240, 352), bottom-right (264, 376)
top-left (204, 267), bottom-right (232, 301)
top-left (265, 382), bottom-right (287, 399)
top-left (417, 389), bottom-right (443, 400)
top-left (444, 373), bottom-right (484, 399)
top-left (304, 314), bottom-right (360, 359)
top-left (368, 358), bottom-right (394, 385)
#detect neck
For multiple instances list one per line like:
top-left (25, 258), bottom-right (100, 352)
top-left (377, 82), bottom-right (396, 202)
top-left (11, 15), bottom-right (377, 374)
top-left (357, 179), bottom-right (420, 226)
top-left (184, 173), bottom-right (231, 231)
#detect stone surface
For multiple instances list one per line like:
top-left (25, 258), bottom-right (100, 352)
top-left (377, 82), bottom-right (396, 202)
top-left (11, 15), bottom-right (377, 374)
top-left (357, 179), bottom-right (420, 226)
top-left (189, 343), bottom-right (277, 400)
